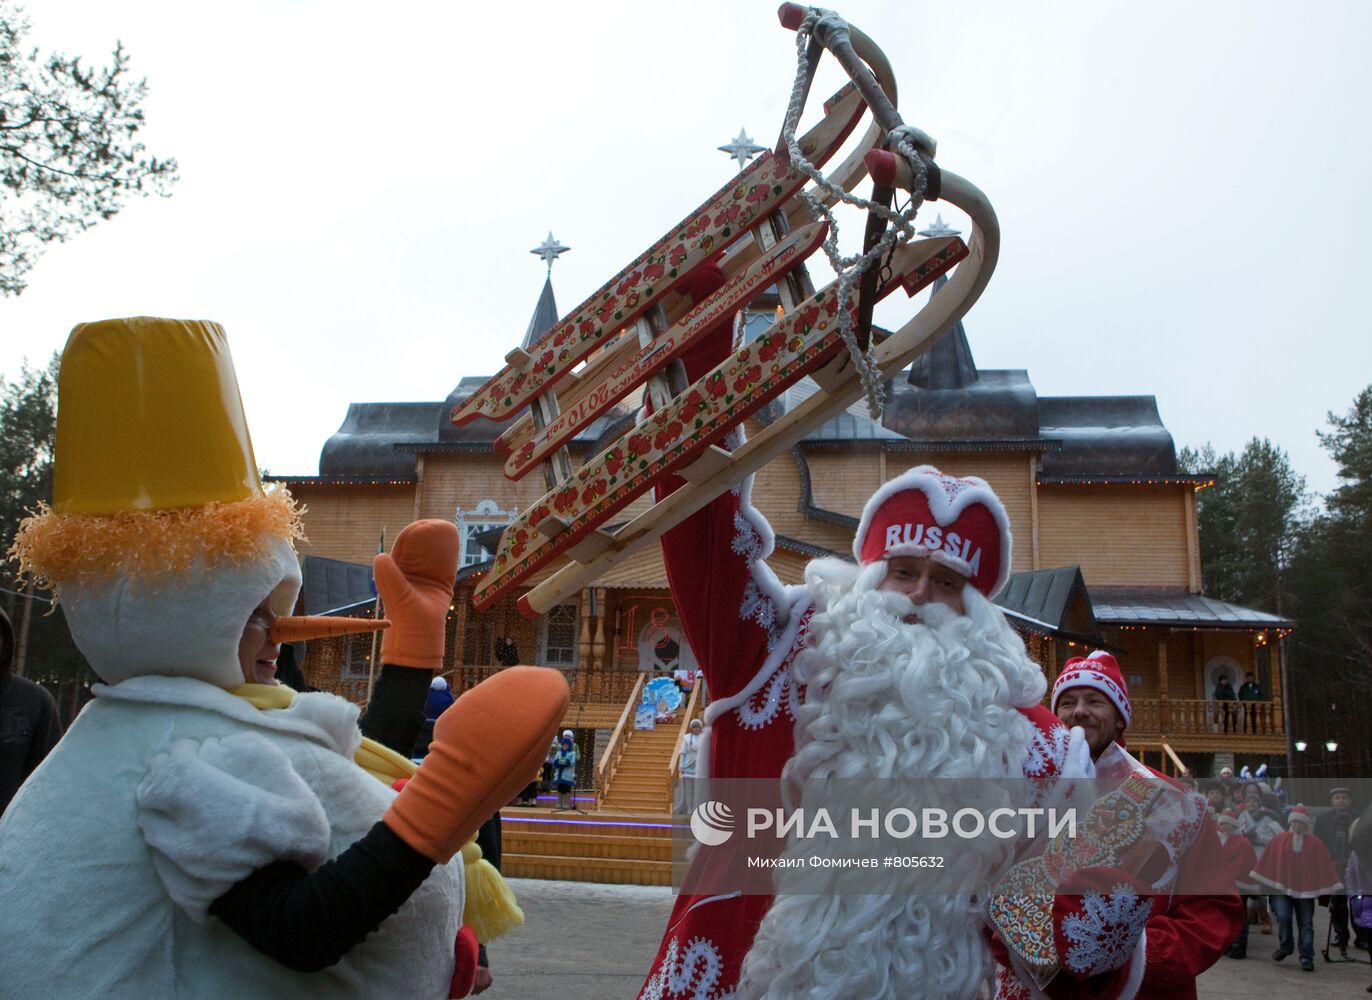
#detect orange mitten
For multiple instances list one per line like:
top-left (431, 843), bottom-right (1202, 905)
top-left (374, 519), bottom-right (460, 669)
top-left (385, 666), bottom-right (569, 863)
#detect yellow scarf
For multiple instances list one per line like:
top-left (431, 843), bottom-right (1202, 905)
top-left (229, 683), bottom-right (523, 942)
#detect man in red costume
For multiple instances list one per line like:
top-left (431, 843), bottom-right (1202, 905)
top-left (1214, 808), bottom-right (1259, 958)
top-left (1044, 654), bottom-right (1245, 997)
top-left (1252, 803), bottom-right (1344, 971)
top-left (635, 291), bottom-right (1076, 1000)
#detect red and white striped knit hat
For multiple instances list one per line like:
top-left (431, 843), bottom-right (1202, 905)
top-left (852, 465), bottom-right (1013, 598)
top-left (1050, 651), bottom-right (1133, 726)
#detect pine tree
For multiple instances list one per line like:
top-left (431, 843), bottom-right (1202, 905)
top-left (1, 2), bottom-right (177, 295)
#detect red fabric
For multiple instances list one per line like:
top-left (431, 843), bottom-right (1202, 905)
top-left (449, 924), bottom-right (479, 998)
top-left (995, 772), bottom-right (1243, 1000)
top-left (1216, 829), bottom-right (1258, 892)
top-left (1251, 830), bottom-right (1344, 897)
top-left (855, 473), bottom-right (1005, 597)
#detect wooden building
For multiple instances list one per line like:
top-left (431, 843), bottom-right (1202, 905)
top-left (269, 271), bottom-right (1293, 787)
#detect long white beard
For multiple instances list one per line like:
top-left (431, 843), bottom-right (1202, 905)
top-left (737, 559), bottom-right (1046, 1000)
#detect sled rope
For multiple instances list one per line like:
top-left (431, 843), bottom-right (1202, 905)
top-left (780, 8), bottom-right (931, 418)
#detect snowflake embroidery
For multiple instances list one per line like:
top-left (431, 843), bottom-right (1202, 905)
top-left (1061, 887), bottom-right (1152, 977)
top-left (731, 511), bottom-right (764, 562)
top-left (640, 934), bottom-right (736, 1000)
top-left (1022, 721), bottom-right (1070, 780)
top-left (739, 579), bottom-right (781, 650)
top-left (737, 664), bottom-right (791, 731)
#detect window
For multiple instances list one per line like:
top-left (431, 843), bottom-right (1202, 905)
top-left (541, 603), bottom-right (580, 666)
top-left (454, 499), bottom-right (516, 568)
top-left (637, 613), bottom-right (697, 673)
top-left (340, 632), bottom-right (376, 681)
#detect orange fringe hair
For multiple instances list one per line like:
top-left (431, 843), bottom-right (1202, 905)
top-left (9, 488), bottom-right (305, 601)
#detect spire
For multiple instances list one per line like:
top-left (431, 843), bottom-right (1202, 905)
top-left (523, 232), bottom-right (569, 348)
top-left (522, 275), bottom-right (560, 349)
top-left (907, 216), bottom-right (979, 389)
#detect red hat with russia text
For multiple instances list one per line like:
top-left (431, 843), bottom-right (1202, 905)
top-left (853, 465), bottom-right (1013, 598)
top-left (1050, 650), bottom-right (1133, 726)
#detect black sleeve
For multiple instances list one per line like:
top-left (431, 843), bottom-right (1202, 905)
top-left (209, 821), bottom-right (436, 972)
top-left (476, 813), bottom-right (502, 871)
top-left (358, 664), bottom-right (433, 755)
top-left (26, 683), bottom-right (62, 775)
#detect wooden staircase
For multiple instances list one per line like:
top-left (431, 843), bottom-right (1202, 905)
top-left (497, 682), bottom-right (706, 885)
top-left (500, 807), bottom-right (674, 885)
top-left (599, 727), bottom-right (678, 813)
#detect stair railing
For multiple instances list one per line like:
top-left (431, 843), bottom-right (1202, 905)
top-left (595, 672), bottom-right (645, 810)
top-left (667, 680), bottom-right (704, 783)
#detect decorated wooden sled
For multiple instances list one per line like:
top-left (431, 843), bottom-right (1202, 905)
top-left (455, 4), bottom-right (1001, 617)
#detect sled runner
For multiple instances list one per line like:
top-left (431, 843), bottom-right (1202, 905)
top-left (457, 5), bottom-right (1002, 616)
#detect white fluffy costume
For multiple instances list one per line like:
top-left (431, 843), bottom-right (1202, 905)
top-left (1, 319), bottom-right (470, 998)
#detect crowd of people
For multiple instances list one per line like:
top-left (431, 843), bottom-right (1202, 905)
top-left (1207, 770), bottom-right (1369, 972)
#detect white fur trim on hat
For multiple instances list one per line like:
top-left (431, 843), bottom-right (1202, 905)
top-left (1051, 650), bottom-right (1133, 726)
top-left (852, 465), bottom-right (1013, 598)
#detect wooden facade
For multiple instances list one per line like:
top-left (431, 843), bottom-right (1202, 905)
top-left (273, 288), bottom-right (1293, 780)
top-left (277, 424), bottom-right (1289, 777)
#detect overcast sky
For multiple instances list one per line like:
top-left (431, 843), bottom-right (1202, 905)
top-left (4, 1), bottom-right (1369, 497)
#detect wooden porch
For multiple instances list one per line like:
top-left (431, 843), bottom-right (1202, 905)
top-left (1127, 696), bottom-right (1285, 756)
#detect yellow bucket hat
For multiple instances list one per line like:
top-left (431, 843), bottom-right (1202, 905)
top-left (10, 317), bottom-right (302, 597)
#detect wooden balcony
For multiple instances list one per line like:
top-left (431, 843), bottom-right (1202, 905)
top-left (1127, 697), bottom-right (1285, 755)
top-left (450, 664), bottom-right (643, 728)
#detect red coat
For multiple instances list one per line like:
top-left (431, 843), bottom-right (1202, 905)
top-left (637, 473), bottom-right (1071, 1000)
top-left (1251, 830), bottom-right (1344, 897)
top-left (1217, 829), bottom-right (1259, 892)
top-left (1118, 800), bottom-right (1243, 1000)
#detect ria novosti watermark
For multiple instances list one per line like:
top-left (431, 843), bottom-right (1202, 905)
top-left (695, 803), bottom-right (1077, 844)
top-left (670, 775), bottom-right (1246, 897)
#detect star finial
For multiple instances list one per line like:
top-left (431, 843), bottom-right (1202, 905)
top-left (718, 128), bottom-right (766, 171)
top-left (917, 214), bottom-right (961, 238)
top-left (531, 232), bottom-right (571, 273)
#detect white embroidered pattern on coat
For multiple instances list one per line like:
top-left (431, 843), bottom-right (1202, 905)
top-left (1061, 887), bottom-right (1152, 977)
top-left (736, 664), bottom-right (792, 731)
top-left (640, 935), bottom-right (736, 1000)
top-left (732, 510), bottom-right (782, 649)
top-left (1022, 720), bottom-right (1070, 780)
top-left (738, 579), bottom-right (781, 649)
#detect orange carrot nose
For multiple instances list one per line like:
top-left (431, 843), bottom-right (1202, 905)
top-left (268, 615), bottom-right (391, 644)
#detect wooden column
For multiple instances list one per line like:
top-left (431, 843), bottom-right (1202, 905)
top-left (1271, 634), bottom-right (1287, 739)
top-left (592, 588), bottom-right (608, 671)
top-left (1183, 487), bottom-right (1200, 592)
top-left (1028, 453), bottom-right (1041, 571)
top-left (578, 590), bottom-right (594, 669)
top-left (1157, 631), bottom-right (1170, 734)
